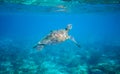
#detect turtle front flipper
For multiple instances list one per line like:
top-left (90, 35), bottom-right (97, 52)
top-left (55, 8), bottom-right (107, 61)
top-left (33, 44), bottom-right (45, 50)
top-left (69, 36), bottom-right (81, 48)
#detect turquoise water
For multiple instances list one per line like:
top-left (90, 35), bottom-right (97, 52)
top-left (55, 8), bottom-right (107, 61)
top-left (0, 3), bottom-right (120, 74)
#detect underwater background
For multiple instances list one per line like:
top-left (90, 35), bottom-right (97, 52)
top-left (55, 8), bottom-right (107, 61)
top-left (0, 0), bottom-right (120, 74)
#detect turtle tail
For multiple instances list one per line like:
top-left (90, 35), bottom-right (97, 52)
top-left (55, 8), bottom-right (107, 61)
top-left (33, 44), bottom-right (45, 50)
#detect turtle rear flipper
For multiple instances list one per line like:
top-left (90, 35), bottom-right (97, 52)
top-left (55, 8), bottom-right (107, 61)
top-left (33, 44), bottom-right (45, 50)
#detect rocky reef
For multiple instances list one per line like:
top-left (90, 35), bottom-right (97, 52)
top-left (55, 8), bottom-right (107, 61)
top-left (0, 38), bottom-right (120, 74)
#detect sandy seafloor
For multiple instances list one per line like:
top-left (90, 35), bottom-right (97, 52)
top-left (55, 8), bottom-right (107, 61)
top-left (0, 3), bottom-right (120, 74)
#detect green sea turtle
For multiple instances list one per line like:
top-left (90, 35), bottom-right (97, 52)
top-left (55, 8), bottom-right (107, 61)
top-left (33, 24), bottom-right (80, 50)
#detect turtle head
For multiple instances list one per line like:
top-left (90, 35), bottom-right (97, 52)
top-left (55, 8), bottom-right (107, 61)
top-left (65, 24), bottom-right (72, 31)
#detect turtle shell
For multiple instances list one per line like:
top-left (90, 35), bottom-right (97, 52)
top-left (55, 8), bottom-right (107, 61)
top-left (40, 29), bottom-right (69, 45)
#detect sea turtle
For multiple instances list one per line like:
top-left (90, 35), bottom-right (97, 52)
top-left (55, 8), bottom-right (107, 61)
top-left (33, 24), bottom-right (80, 50)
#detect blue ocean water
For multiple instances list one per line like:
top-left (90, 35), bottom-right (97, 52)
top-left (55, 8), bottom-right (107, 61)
top-left (0, 3), bottom-right (120, 74)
